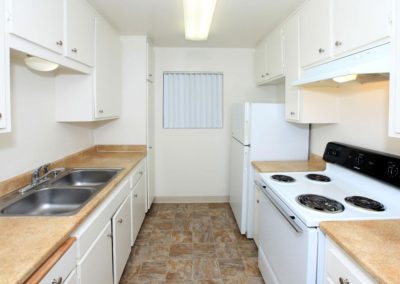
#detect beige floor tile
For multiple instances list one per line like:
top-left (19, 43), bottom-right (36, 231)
top-left (192, 258), bottom-right (221, 280)
top-left (138, 260), bottom-right (168, 281)
top-left (170, 244), bottom-right (193, 259)
top-left (217, 258), bottom-right (246, 280)
top-left (243, 257), bottom-right (261, 277)
top-left (193, 228), bottom-right (214, 243)
top-left (193, 243), bottom-right (216, 258)
top-left (171, 230), bottom-right (193, 243)
top-left (213, 230), bottom-right (237, 243)
top-left (215, 243), bottom-right (240, 258)
top-left (166, 259), bottom-right (193, 281)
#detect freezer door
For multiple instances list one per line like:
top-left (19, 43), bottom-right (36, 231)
top-left (231, 103), bottom-right (250, 145)
top-left (229, 137), bottom-right (249, 234)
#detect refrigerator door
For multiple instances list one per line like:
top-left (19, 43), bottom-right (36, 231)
top-left (231, 103), bottom-right (250, 145)
top-left (229, 137), bottom-right (250, 234)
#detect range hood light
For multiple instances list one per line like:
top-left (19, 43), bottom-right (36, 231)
top-left (332, 74), bottom-right (358, 83)
top-left (24, 55), bottom-right (59, 72)
top-left (184, 0), bottom-right (218, 41)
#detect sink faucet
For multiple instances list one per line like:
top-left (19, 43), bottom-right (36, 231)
top-left (19, 164), bottom-right (65, 194)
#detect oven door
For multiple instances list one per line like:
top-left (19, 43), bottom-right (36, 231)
top-left (258, 182), bottom-right (318, 284)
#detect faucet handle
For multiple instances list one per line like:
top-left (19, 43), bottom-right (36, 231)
top-left (43, 163), bottom-right (51, 174)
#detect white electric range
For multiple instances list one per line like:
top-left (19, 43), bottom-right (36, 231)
top-left (255, 142), bottom-right (400, 284)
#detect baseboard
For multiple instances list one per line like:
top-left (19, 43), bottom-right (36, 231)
top-left (154, 196), bottom-right (229, 203)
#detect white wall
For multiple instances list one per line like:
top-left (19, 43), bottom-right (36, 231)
top-left (0, 57), bottom-right (93, 181)
top-left (311, 81), bottom-right (400, 156)
top-left (93, 36), bottom-right (147, 144)
top-left (154, 47), bottom-right (283, 199)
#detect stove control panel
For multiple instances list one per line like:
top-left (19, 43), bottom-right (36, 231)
top-left (323, 142), bottom-right (400, 188)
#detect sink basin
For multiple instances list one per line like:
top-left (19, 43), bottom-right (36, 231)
top-left (51, 169), bottom-right (120, 188)
top-left (0, 187), bottom-right (96, 216)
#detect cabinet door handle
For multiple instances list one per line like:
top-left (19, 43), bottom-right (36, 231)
top-left (51, 277), bottom-right (62, 284)
top-left (256, 200), bottom-right (260, 204)
top-left (265, 72), bottom-right (269, 76)
top-left (71, 48), bottom-right (78, 53)
top-left (261, 74), bottom-right (265, 78)
top-left (56, 40), bottom-right (63, 46)
top-left (335, 41), bottom-right (342, 47)
top-left (99, 109), bottom-right (104, 114)
top-left (118, 218), bottom-right (123, 223)
top-left (134, 194), bottom-right (138, 198)
top-left (0, 112), bottom-right (2, 119)
top-left (107, 233), bottom-right (113, 238)
top-left (318, 48), bottom-right (325, 53)
top-left (339, 277), bottom-right (350, 284)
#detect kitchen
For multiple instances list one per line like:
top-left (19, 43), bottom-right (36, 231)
top-left (1, 0), bottom-right (400, 283)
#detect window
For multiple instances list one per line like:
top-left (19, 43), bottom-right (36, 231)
top-left (163, 72), bottom-right (223, 129)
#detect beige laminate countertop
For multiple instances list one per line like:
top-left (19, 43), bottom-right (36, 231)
top-left (321, 220), bottom-right (400, 284)
top-left (0, 147), bottom-right (146, 284)
top-left (252, 154), bottom-right (326, 173)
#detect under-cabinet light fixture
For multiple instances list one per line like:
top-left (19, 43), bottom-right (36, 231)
top-left (24, 55), bottom-right (59, 72)
top-left (184, 0), bottom-right (218, 41)
top-left (332, 74), bottom-right (358, 83)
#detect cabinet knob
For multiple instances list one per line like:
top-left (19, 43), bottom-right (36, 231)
top-left (56, 40), bottom-right (63, 46)
top-left (290, 111), bottom-right (295, 115)
top-left (339, 277), bottom-right (349, 284)
top-left (71, 48), bottom-right (78, 53)
top-left (149, 74), bottom-right (153, 77)
top-left (118, 218), bottom-right (123, 223)
top-left (318, 48), bottom-right (325, 53)
top-left (261, 74), bottom-right (265, 78)
top-left (134, 193), bottom-right (138, 198)
top-left (99, 109), bottom-right (104, 114)
top-left (107, 233), bottom-right (113, 238)
top-left (256, 200), bottom-right (260, 204)
top-left (0, 112), bottom-right (2, 119)
top-left (335, 41), bottom-right (342, 47)
top-left (51, 277), bottom-right (62, 284)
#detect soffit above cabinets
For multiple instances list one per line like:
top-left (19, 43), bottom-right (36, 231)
top-left (86, 0), bottom-right (305, 47)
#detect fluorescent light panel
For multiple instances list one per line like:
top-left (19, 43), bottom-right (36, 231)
top-left (184, 0), bottom-right (217, 40)
top-left (332, 74), bottom-right (358, 83)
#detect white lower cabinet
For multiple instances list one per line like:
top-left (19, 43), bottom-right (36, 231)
top-left (78, 221), bottom-right (113, 284)
top-left (64, 268), bottom-right (77, 284)
top-left (131, 169), bottom-right (146, 245)
top-left (253, 183), bottom-right (261, 247)
top-left (112, 196), bottom-right (132, 283)
top-left (324, 237), bottom-right (376, 284)
top-left (40, 242), bottom-right (77, 284)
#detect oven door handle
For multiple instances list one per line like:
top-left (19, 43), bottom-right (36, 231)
top-left (262, 187), bottom-right (303, 234)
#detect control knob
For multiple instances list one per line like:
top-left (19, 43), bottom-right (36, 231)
top-left (386, 163), bottom-right (399, 178)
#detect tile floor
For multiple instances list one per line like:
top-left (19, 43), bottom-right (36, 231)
top-left (120, 203), bottom-right (265, 284)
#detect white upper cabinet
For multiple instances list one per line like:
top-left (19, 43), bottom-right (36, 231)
top-left (254, 26), bottom-right (284, 85)
top-left (65, 0), bottom-right (95, 66)
top-left (94, 15), bottom-right (121, 119)
top-left (299, 0), bottom-right (332, 67)
top-left (0, 0), bottom-right (10, 133)
top-left (332, 0), bottom-right (392, 57)
top-left (266, 27), bottom-right (284, 79)
top-left (8, 0), bottom-right (64, 54)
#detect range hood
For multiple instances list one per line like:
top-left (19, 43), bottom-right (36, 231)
top-left (293, 43), bottom-right (391, 87)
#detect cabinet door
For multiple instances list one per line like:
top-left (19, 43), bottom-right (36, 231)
top-left (64, 268), bottom-right (77, 284)
top-left (94, 16), bottom-right (121, 119)
top-left (131, 174), bottom-right (146, 245)
top-left (253, 185), bottom-right (261, 247)
top-left (299, 0), bottom-right (332, 67)
top-left (9, 0), bottom-right (64, 53)
top-left (266, 27), bottom-right (284, 79)
top-left (332, 0), bottom-right (392, 57)
top-left (65, 0), bottom-right (95, 66)
top-left (78, 221), bottom-right (113, 284)
top-left (283, 15), bottom-right (301, 121)
top-left (254, 39), bottom-right (268, 84)
top-left (112, 196), bottom-right (132, 283)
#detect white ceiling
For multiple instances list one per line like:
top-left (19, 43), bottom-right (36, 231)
top-left (87, 0), bottom-right (305, 48)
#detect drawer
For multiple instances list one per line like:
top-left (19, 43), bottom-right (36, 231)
top-left (325, 238), bottom-right (376, 284)
top-left (130, 161), bottom-right (145, 189)
top-left (40, 242), bottom-right (77, 284)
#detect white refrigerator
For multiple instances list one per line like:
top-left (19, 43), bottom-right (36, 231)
top-left (229, 103), bottom-right (309, 236)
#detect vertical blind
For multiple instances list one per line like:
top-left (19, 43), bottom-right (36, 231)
top-left (163, 72), bottom-right (223, 128)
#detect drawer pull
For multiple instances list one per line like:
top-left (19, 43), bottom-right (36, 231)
top-left (318, 48), bottom-right (325, 53)
top-left (335, 41), bottom-right (342, 47)
top-left (134, 194), bottom-right (138, 198)
top-left (71, 48), bottom-right (78, 53)
top-left (118, 218), bottom-right (123, 223)
top-left (339, 277), bottom-right (350, 284)
top-left (56, 40), bottom-right (63, 46)
top-left (51, 277), bottom-right (62, 284)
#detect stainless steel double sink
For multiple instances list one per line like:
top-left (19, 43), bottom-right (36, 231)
top-left (0, 168), bottom-right (121, 216)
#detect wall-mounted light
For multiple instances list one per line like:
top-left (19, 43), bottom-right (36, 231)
top-left (24, 55), bottom-right (59, 72)
top-left (332, 74), bottom-right (358, 83)
top-left (184, 0), bottom-right (218, 41)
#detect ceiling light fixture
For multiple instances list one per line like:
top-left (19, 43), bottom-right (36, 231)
top-left (24, 55), bottom-right (59, 72)
top-left (184, 0), bottom-right (218, 41)
top-left (332, 74), bottom-right (358, 83)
